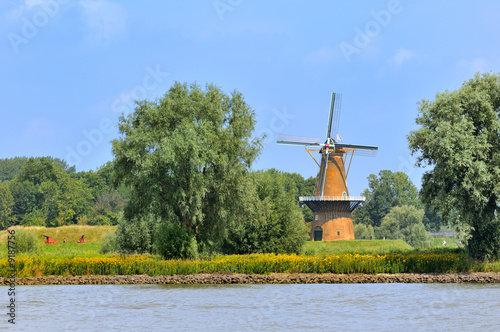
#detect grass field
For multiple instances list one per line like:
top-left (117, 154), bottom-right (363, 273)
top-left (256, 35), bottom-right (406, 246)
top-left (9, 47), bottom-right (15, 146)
top-left (0, 226), bottom-right (115, 259)
top-left (0, 226), bottom-right (464, 259)
top-left (304, 240), bottom-right (413, 256)
top-left (0, 225), bottom-right (116, 244)
top-left (430, 235), bottom-right (460, 248)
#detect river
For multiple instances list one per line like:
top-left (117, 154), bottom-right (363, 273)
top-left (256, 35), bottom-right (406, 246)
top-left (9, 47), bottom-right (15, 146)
top-left (4, 283), bottom-right (500, 331)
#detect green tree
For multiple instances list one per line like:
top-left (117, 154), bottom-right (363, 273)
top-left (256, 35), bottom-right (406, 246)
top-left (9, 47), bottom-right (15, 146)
top-left (423, 210), bottom-right (443, 232)
top-left (0, 157), bottom-right (28, 182)
top-left (0, 156), bottom-right (73, 182)
top-left (222, 170), bottom-right (309, 254)
top-left (112, 82), bottom-right (262, 254)
top-left (0, 183), bottom-right (15, 229)
top-left (9, 157), bottom-right (92, 226)
top-left (88, 191), bottom-right (126, 225)
top-left (376, 205), bottom-right (431, 248)
top-left (354, 223), bottom-right (375, 240)
top-left (73, 162), bottom-right (130, 225)
top-left (9, 180), bottom-right (38, 224)
top-left (265, 168), bottom-right (315, 223)
top-left (408, 72), bottom-right (500, 260)
top-left (353, 170), bottom-right (420, 227)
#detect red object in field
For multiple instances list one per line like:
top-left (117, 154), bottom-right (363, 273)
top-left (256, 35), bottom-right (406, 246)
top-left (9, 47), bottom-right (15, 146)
top-left (43, 235), bottom-right (58, 244)
top-left (77, 235), bottom-right (86, 243)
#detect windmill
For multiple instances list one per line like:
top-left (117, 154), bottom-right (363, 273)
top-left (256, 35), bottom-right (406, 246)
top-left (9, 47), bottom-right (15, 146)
top-left (277, 93), bottom-right (378, 241)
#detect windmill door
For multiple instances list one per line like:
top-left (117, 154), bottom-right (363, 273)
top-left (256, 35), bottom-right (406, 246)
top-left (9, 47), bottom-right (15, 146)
top-left (314, 227), bottom-right (323, 241)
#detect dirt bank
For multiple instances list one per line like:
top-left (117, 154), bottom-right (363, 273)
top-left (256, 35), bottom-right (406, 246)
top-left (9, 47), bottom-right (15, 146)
top-left (4, 272), bottom-right (500, 285)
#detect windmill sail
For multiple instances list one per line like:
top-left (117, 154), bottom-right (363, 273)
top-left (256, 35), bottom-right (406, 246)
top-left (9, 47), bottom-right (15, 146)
top-left (326, 93), bottom-right (335, 139)
top-left (336, 143), bottom-right (378, 157)
top-left (277, 135), bottom-right (321, 146)
top-left (326, 93), bottom-right (342, 140)
top-left (332, 93), bottom-right (342, 140)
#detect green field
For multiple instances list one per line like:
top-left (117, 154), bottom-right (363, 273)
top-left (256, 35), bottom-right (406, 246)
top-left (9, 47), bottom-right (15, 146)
top-left (0, 226), bottom-right (115, 259)
top-left (0, 225), bottom-right (116, 244)
top-left (304, 239), bottom-right (413, 256)
top-left (429, 235), bottom-right (460, 248)
top-left (0, 226), bottom-right (464, 259)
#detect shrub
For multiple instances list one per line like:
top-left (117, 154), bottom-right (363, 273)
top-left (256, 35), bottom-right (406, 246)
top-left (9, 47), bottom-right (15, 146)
top-left (99, 231), bottom-right (117, 254)
top-left (223, 171), bottom-right (309, 255)
top-left (14, 228), bottom-right (41, 254)
top-left (154, 221), bottom-right (198, 259)
top-left (115, 214), bottom-right (159, 254)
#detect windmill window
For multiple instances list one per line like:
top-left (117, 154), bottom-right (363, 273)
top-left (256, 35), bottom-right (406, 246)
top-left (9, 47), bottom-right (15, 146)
top-left (342, 192), bottom-right (347, 200)
top-left (315, 215), bottom-right (318, 221)
top-left (337, 231), bottom-right (340, 236)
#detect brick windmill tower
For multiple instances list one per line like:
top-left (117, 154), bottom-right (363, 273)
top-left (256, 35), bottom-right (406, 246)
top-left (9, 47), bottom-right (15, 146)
top-left (277, 93), bottom-right (377, 241)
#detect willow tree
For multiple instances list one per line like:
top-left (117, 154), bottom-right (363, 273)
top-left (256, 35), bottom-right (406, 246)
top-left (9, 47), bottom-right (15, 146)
top-left (408, 72), bottom-right (500, 260)
top-left (112, 82), bottom-right (262, 253)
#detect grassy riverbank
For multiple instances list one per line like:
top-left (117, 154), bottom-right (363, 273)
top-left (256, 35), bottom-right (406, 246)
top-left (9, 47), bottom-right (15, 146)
top-left (2, 252), bottom-right (500, 278)
top-left (2, 226), bottom-right (499, 278)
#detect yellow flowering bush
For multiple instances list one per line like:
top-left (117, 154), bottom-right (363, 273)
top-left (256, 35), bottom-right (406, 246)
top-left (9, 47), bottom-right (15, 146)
top-left (0, 252), bottom-right (490, 278)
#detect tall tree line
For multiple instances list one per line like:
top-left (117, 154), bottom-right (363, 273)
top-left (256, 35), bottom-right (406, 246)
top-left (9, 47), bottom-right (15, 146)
top-left (0, 157), bottom-right (127, 229)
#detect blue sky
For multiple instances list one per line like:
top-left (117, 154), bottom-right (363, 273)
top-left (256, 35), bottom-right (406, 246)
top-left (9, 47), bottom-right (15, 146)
top-left (1, 0), bottom-right (500, 196)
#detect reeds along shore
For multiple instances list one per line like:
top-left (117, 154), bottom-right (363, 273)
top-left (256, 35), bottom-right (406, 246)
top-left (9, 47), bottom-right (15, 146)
top-left (2, 253), bottom-right (500, 278)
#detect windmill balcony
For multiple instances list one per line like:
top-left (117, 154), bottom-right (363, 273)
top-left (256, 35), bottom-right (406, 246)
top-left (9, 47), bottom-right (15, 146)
top-left (299, 196), bottom-right (365, 202)
top-left (299, 196), bottom-right (365, 213)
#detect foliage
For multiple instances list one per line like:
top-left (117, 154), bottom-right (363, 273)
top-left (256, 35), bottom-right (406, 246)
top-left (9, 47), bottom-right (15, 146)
top-left (2, 157), bottom-right (128, 229)
top-left (154, 220), bottom-right (198, 259)
top-left (354, 223), bottom-right (375, 240)
top-left (376, 205), bottom-right (432, 248)
top-left (112, 82), bottom-right (263, 254)
top-left (0, 182), bottom-right (15, 230)
top-left (7, 157), bottom-right (92, 228)
top-left (0, 156), bottom-right (74, 182)
top-left (87, 191), bottom-right (126, 225)
top-left (222, 170), bottom-right (309, 255)
top-left (13, 228), bottom-right (41, 254)
top-left (353, 170), bottom-right (420, 228)
top-left (423, 210), bottom-right (444, 232)
top-left (73, 162), bottom-right (129, 225)
top-left (272, 169), bottom-right (316, 222)
top-left (99, 231), bottom-right (118, 255)
top-left (21, 209), bottom-right (46, 227)
top-left (408, 72), bottom-right (500, 260)
top-left (4, 251), bottom-right (492, 278)
top-left (115, 214), bottom-right (159, 254)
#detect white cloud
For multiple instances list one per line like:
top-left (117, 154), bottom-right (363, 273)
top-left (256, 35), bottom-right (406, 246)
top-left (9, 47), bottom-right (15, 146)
top-left (79, 0), bottom-right (127, 42)
top-left (389, 49), bottom-right (417, 67)
top-left (303, 47), bottom-right (339, 66)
